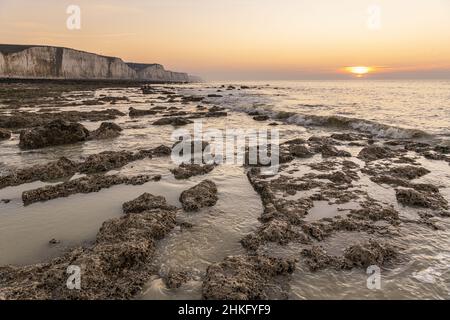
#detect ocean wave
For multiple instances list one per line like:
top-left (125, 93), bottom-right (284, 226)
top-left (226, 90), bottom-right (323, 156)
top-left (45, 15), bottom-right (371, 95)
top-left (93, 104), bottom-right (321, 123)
top-left (281, 114), bottom-right (431, 139)
top-left (220, 98), bottom-right (432, 139)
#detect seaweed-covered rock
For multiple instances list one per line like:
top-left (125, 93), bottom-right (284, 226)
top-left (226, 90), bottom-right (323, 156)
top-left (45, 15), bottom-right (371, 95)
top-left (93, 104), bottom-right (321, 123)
top-left (253, 115), bottom-right (269, 121)
top-left (302, 240), bottom-right (398, 271)
top-left (330, 133), bottom-right (361, 141)
top-left (358, 145), bottom-right (395, 162)
top-left (128, 107), bottom-right (157, 117)
top-left (163, 271), bottom-right (190, 289)
top-left (89, 122), bottom-right (122, 140)
top-left (152, 117), bottom-right (193, 126)
top-left (0, 128), bottom-right (11, 140)
top-left (241, 219), bottom-right (308, 250)
top-left (434, 145), bottom-right (450, 154)
top-left (202, 255), bottom-right (295, 300)
top-left (301, 246), bottom-right (343, 271)
top-left (78, 151), bottom-right (134, 174)
top-left (148, 144), bottom-right (172, 156)
top-left (289, 144), bottom-right (313, 158)
top-left (19, 119), bottom-right (90, 149)
top-left (343, 240), bottom-right (397, 268)
top-left (349, 206), bottom-right (399, 223)
top-left (316, 171), bottom-right (354, 184)
top-left (0, 109), bottom-right (124, 129)
top-left (170, 163), bottom-right (215, 179)
top-left (22, 174), bottom-right (161, 205)
top-left (122, 193), bottom-right (176, 213)
top-left (320, 145), bottom-right (351, 158)
top-left (388, 165), bottom-right (430, 180)
top-left (0, 157), bottom-right (79, 189)
top-left (179, 180), bottom-right (218, 212)
top-left (396, 188), bottom-right (448, 210)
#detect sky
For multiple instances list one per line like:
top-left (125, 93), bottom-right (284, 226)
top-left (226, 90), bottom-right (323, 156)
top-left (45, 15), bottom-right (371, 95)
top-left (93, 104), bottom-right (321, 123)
top-left (0, 0), bottom-right (449, 80)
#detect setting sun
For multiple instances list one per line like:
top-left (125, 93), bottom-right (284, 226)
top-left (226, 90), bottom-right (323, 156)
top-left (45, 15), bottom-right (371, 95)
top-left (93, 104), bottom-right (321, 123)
top-left (346, 66), bottom-right (373, 77)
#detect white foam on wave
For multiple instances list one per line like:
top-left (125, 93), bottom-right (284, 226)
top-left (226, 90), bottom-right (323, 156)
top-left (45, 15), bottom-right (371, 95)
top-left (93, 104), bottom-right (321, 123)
top-left (283, 113), bottom-right (430, 139)
top-left (217, 91), bottom-right (433, 140)
top-left (412, 252), bottom-right (450, 285)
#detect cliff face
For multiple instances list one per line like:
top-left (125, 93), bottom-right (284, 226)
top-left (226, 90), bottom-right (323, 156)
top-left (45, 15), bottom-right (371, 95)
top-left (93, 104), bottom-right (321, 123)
top-left (0, 45), bottom-right (190, 82)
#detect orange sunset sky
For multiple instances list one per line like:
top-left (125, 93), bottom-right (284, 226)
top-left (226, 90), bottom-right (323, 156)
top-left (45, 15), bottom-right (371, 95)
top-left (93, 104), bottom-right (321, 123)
top-left (1, 0), bottom-right (449, 80)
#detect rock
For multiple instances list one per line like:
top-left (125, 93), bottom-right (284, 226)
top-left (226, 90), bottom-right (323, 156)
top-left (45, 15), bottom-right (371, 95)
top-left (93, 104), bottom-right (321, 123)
top-left (434, 145), bottom-right (450, 154)
top-left (330, 133), bottom-right (361, 141)
top-left (1, 145), bottom-right (174, 190)
top-left (308, 136), bottom-right (337, 145)
top-left (89, 122), bottom-right (122, 140)
top-left (349, 206), bottom-right (399, 223)
top-left (0, 109), bottom-right (125, 129)
top-left (148, 144), bottom-right (172, 156)
top-left (78, 151), bottom-right (134, 174)
top-left (48, 239), bottom-right (60, 245)
top-left (152, 117), bottom-right (193, 126)
top-left (302, 240), bottom-right (398, 271)
top-left (0, 128), bottom-right (11, 140)
top-left (179, 180), bottom-right (218, 212)
top-left (141, 86), bottom-right (155, 94)
top-left (388, 165), bottom-right (430, 180)
top-left (128, 107), bottom-right (157, 117)
top-left (0, 157), bottom-right (79, 189)
top-left (208, 106), bottom-right (224, 112)
top-left (358, 145), bottom-right (395, 162)
top-left (301, 246), bottom-right (343, 271)
top-left (404, 142), bottom-right (431, 153)
top-left (170, 163), bottom-right (215, 179)
top-left (19, 119), bottom-right (90, 149)
top-left (177, 221), bottom-right (194, 230)
top-left (22, 174), bottom-right (161, 205)
top-left (241, 219), bottom-right (308, 250)
top-left (316, 171), bottom-right (353, 184)
top-left (164, 111), bottom-right (188, 117)
top-left (343, 240), bottom-right (397, 268)
top-left (135, 145), bottom-right (173, 159)
top-left (202, 111), bottom-right (228, 118)
top-left (202, 255), bottom-right (295, 300)
top-left (253, 115), bottom-right (270, 121)
top-left (163, 271), bottom-right (190, 289)
top-left (207, 94), bottom-right (222, 98)
top-left (283, 138), bottom-right (307, 145)
top-left (320, 144), bottom-right (351, 158)
top-left (98, 96), bottom-right (129, 104)
top-left (122, 193), bottom-right (176, 214)
top-left (1, 199), bottom-right (11, 203)
top-left (396, 188), bottom-right (448, 210)
top-left (289, 144), bottom-right (313, 158)
top-left (422, 151), bottom-right (450, 161)
top-left (342, 160), bottom-right (360, 169)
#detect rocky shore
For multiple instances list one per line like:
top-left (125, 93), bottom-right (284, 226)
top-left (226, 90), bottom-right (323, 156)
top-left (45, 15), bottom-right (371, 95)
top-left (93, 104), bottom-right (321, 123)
top-left (0, 82), bottom-right (449, 300)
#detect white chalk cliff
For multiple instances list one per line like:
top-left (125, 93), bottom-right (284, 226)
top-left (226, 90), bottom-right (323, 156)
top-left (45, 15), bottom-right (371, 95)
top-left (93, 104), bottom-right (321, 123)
top-left (0, 44), bottom-right (191, 82)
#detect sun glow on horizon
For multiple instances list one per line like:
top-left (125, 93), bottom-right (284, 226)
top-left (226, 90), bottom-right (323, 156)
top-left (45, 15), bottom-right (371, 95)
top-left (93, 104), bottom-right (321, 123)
top-left (347, 66), bottom-right (372, 75)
